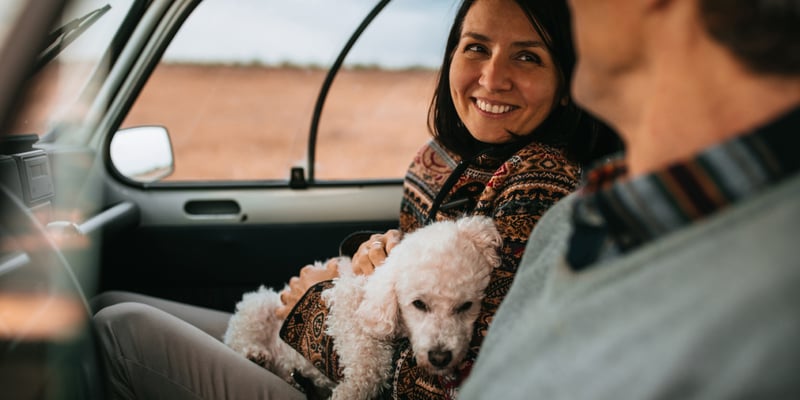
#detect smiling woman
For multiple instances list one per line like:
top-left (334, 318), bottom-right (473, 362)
top-left (448, 0), bottom-right (561, 144)
top-left (260, 0), bottom-right (619, 398)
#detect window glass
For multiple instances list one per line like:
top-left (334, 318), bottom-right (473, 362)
top-left (315, 0), bottom-right (458, 180)
top-left (6, 0), bottom-right (134, 138)
top-left (121, 0), bottom-right (457, 183)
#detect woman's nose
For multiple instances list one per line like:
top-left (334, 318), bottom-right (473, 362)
top-left (478, 56), bottom-right (512, 92)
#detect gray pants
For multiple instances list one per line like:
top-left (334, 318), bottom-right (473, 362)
top-left (92, 291), bottom-right (305, 400)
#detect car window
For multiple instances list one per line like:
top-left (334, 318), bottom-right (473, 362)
top-left (314, 0), bottom-right (456, 181)
top-left (119, 0), bottom-right (457, 183)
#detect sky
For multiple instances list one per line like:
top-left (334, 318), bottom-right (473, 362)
top-left (9, 0), bottom-right (460, 70)
top-left (162, 0), bottom-right (460, 69)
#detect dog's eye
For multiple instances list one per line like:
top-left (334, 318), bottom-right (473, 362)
top-left (455, 302), bottom-right (473, 314)
top-left (412, 300), bottom-right (428, 312)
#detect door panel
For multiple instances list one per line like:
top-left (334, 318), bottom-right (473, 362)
top-left (99, 181), bottom-right (401, 311)
top-left (92, 0), bottom-right (434, 312)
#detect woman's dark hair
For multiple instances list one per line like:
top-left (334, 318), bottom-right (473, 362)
top-left (428, 0), bottom-right (620, 164)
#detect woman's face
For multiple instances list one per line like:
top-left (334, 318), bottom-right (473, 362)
top-left (450, 0), bottom-right (561, 144)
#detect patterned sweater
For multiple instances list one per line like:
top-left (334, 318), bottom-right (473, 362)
top-left (282, 138), bottom-right (581, 399)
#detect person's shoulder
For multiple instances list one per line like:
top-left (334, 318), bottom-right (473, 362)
top-left (508, 141), bottom-right (582, 183)
top-left (411, 138), bottom-right (460, 165)
top-left (516, 141), bottom-right (575, 163)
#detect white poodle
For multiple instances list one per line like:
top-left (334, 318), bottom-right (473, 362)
top-left (223, 215), bottom-right (502, 399)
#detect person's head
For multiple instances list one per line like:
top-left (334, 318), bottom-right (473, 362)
top-left (569, 0), bottom-right (800, 104)
top-left (566, 0), bottom-right (800, 175)
top-left (428, 0), bottom-right (613, 162)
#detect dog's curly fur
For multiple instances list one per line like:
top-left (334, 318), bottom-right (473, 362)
top-left (223, 215), bottom-right (502, 399)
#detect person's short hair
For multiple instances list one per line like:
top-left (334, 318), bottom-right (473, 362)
top-left (699, 0), bottom-right (800, 76)
top-left (427, 0), bottom-right (619, 164)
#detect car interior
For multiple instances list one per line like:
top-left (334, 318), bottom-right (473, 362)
top-left (1, 0), bottom-right (429, 398)
top-left (1, 0), bottom-right (623, 398)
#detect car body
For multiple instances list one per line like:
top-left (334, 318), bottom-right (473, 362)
top-left (0, 0), bottom-right (457, 397)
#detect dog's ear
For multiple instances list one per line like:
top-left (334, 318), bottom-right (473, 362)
top-left (457, 216), bottom-right (503, 268)
top-left (354, 262), bottom-right (399, 339)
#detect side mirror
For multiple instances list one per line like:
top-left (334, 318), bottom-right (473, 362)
top-left (110, 126), bottom-right (174, 183)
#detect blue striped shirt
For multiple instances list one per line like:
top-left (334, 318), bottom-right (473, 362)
top-left (568, 106), bottom-right (800, 270)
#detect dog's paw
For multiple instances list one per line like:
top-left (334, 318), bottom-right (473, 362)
top-left (244, 349), bottom-right (270, 368)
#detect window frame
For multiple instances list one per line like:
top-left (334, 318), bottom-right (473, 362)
top-left (101, 0), bottom-right (409, 190)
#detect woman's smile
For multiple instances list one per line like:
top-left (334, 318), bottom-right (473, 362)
top-left (473, 98), bottom-right (518, 116)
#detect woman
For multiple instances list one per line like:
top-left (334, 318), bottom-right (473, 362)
top-left (93, 0), bottom-right (619, 398)
top-left (279, 0), bottom-right (615, 398)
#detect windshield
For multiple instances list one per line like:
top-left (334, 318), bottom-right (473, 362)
top-left (36, 4), bottom-right (112, 72)
top-left (3, 0), bottom-right (133, 139)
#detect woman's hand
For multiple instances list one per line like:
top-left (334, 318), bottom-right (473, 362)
top-left (351, 230), bottom-right (402, 275)
top-left (275, 258), bottom-right (340, 319)
top-left (274, 229), bottom-right (401, 318)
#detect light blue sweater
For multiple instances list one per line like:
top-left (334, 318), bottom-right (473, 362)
top-left (460, 174), bottom-right (800, 399)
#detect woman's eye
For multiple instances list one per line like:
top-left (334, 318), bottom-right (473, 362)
top-left (412, 300), bottom-right (428, 312)
top-left (517, 52), bottom-right (543, 64)
top-left (464, 43), bottom-right (487, 54)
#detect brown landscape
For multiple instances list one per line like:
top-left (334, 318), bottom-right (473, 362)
top-left (125, 64), bottom-right (440, 181)
top-left (12, 63), bottom-right (440, 181)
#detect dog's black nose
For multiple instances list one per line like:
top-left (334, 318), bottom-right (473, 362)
top-left (428, 349), bottom-right (452, 368)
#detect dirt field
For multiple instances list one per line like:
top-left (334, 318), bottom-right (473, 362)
top-left (12, 63), bottom-right (440, 181)
top-left (124, 64), bottom-right (440, 181)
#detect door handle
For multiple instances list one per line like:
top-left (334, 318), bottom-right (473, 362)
top-left (183, 199), bottom-right (241, 216)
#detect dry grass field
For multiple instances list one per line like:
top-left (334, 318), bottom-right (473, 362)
top-left (12, 63), bottom-right (440, 181)
top-left (123, 64), bottom-right (439, 181)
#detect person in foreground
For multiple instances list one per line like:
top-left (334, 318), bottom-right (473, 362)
top-left (459, 0), bottom-right (800, 398)
top-left (92, 0), bottom-right (618, 398)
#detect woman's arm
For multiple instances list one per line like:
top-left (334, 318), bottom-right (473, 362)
top-left (274, 230), bottom-right (402, 318)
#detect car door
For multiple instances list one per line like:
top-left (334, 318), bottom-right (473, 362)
top-left (87, 0), bottom-right (457, 311)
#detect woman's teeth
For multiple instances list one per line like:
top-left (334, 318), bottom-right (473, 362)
top-left (476, 99), bottom-right (513, 114)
